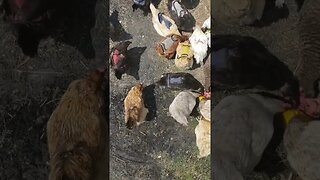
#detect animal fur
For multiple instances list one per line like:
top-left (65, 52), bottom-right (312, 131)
top-left (195, 116), bottom-right (211, 158)
top-left (47, 69), bottom-right (107, 180)
top-left (169, 90), bottom-right (200, 126)
top-left (0, 0), bottom-right (57, 56)
top-left (174, 40), bottom-right (194, 70)
top-left (212, 35), bottom-right (300, 104)
top-left (199, 99), bottom-right (210, 121)
top-left (124, 83), bottom-right (149, 129)
top-left (155, 34), bottom-right (188, 59)
top-left (201, 17), bottom-right (211, 48)
top-left (150, 3), bottom-right (181, 37)
top-left (284, 118), bottom-right (320, 180)
top-left (212, 0), bottom-right (265, 25)
top-left (295, 0), bottom-right (320, 97)
top-left (213, 93), bottom-right (287, 179)
top-left (189, 26), bottom-right (208, 65)
top-left (110, 41), bottom-right (132, 80)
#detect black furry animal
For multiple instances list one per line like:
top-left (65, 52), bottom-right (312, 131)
top-left (132, 0), bottom-right (150, 16)
top-left (167, 0), bottom-right (195, 32)
top-left (156, 72), bottom-right (204, 91)
top-left (0, 0), bottom-right (98, 58)
top-left (212, 35), bottom-right (300, 104)
top-left (110, 41), bottom-right (132, 79)
top-left (0, 0), bottom-right (57, 56)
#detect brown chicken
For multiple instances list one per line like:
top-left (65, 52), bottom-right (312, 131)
top-left (155, 34), bottom-right (188, 59)
top-left (124, 82), bottom-right (149, 129)
top-left (195, 116), bottom-right (211, 158)
top-left (47, 68), bottom-right (108, 180)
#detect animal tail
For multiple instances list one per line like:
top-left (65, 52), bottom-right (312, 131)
top-left (49, 143), bottom-right (93, 180)
top-left (149, 3), bottom-right (157, 14)
top-left (125, 107), bottom-right (140, 129)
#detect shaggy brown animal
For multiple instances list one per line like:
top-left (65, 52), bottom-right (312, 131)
top-left (295, 0), bottom-right (320, 97)
top-left (124, 82), bottom-right (149, 129)
top-left (47, 69), bottom-right (107, 180)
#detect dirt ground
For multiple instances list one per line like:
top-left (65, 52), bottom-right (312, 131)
top-left (212, 0), bottom-right (302, 179)
top-left (109, 0), bottom-right (211, 179)
top-left (0, 0), bottom-right (107, 179)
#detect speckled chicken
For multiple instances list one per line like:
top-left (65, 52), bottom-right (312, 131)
top-left (110, 41), bottom-right (132, 79)
top-left (150, 3), bottom-right (181, 37)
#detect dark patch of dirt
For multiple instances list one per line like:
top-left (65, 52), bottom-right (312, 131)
top-left (0, 0), bottom-right (108, 179)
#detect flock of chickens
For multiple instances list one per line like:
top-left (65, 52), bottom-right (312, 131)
top-left (110, 0), bottom-right (212, 159)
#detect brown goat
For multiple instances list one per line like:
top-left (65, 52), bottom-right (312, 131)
top-left (47, 69), bottom-right (108, 180)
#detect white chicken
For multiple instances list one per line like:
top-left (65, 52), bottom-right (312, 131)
top-left (150, 3), bottom-right (181, 37)
top-left (169, 90), bottom-right (200, 126)
top-left (284, 115), bottom-right (320, 180)
top-left (189, 25), bottom-right (208, 65)
top-left (201, 17), bottom-right (211, 48)
top-left (212, 93), bottom-right (287, 180)
top-left (195, 116), bottom-right (211, 158)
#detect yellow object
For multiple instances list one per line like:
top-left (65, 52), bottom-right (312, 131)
top-left (180, 42), bottom-right (191, 55)
top-left (282, 109), bottom-right (310, 125)
top-left (198, 95), bottom-right (205, 101)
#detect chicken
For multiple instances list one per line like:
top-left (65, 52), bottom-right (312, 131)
top-left (155, 34), bottom-right (188, 59)
top-left (167, 0), bottom-right (195, 32)
top-left (199, 98), bottom-right (210, 121)
top-left (150, 3), bottom-right (181, 37)
top-left (169, 90), bottom-right (200, 126)
top-left (174, 40), bottom-right (194, 70)
top-left (124, 83), bottom-right (149, 129)
top-left (195, 116), bottom-right (211, 158)
top-left (110, 41), bottom-right (132, 80)
top-left (284, 116), bottom-right (320, 180)
top-left (213, 92), bottom-right (288, 180)
top-left (132, 0), bottom-right (150, 16)
top-left (189, 25), bottom-right (208, 65)
top-left (212, 35), bottom-right (300, 105)
top-left (47, 68), bottom-right (108, 180)
top-left (201, 17), bottom-right (211, 48)
top-left (156, 72), bottom-right (204, 91)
